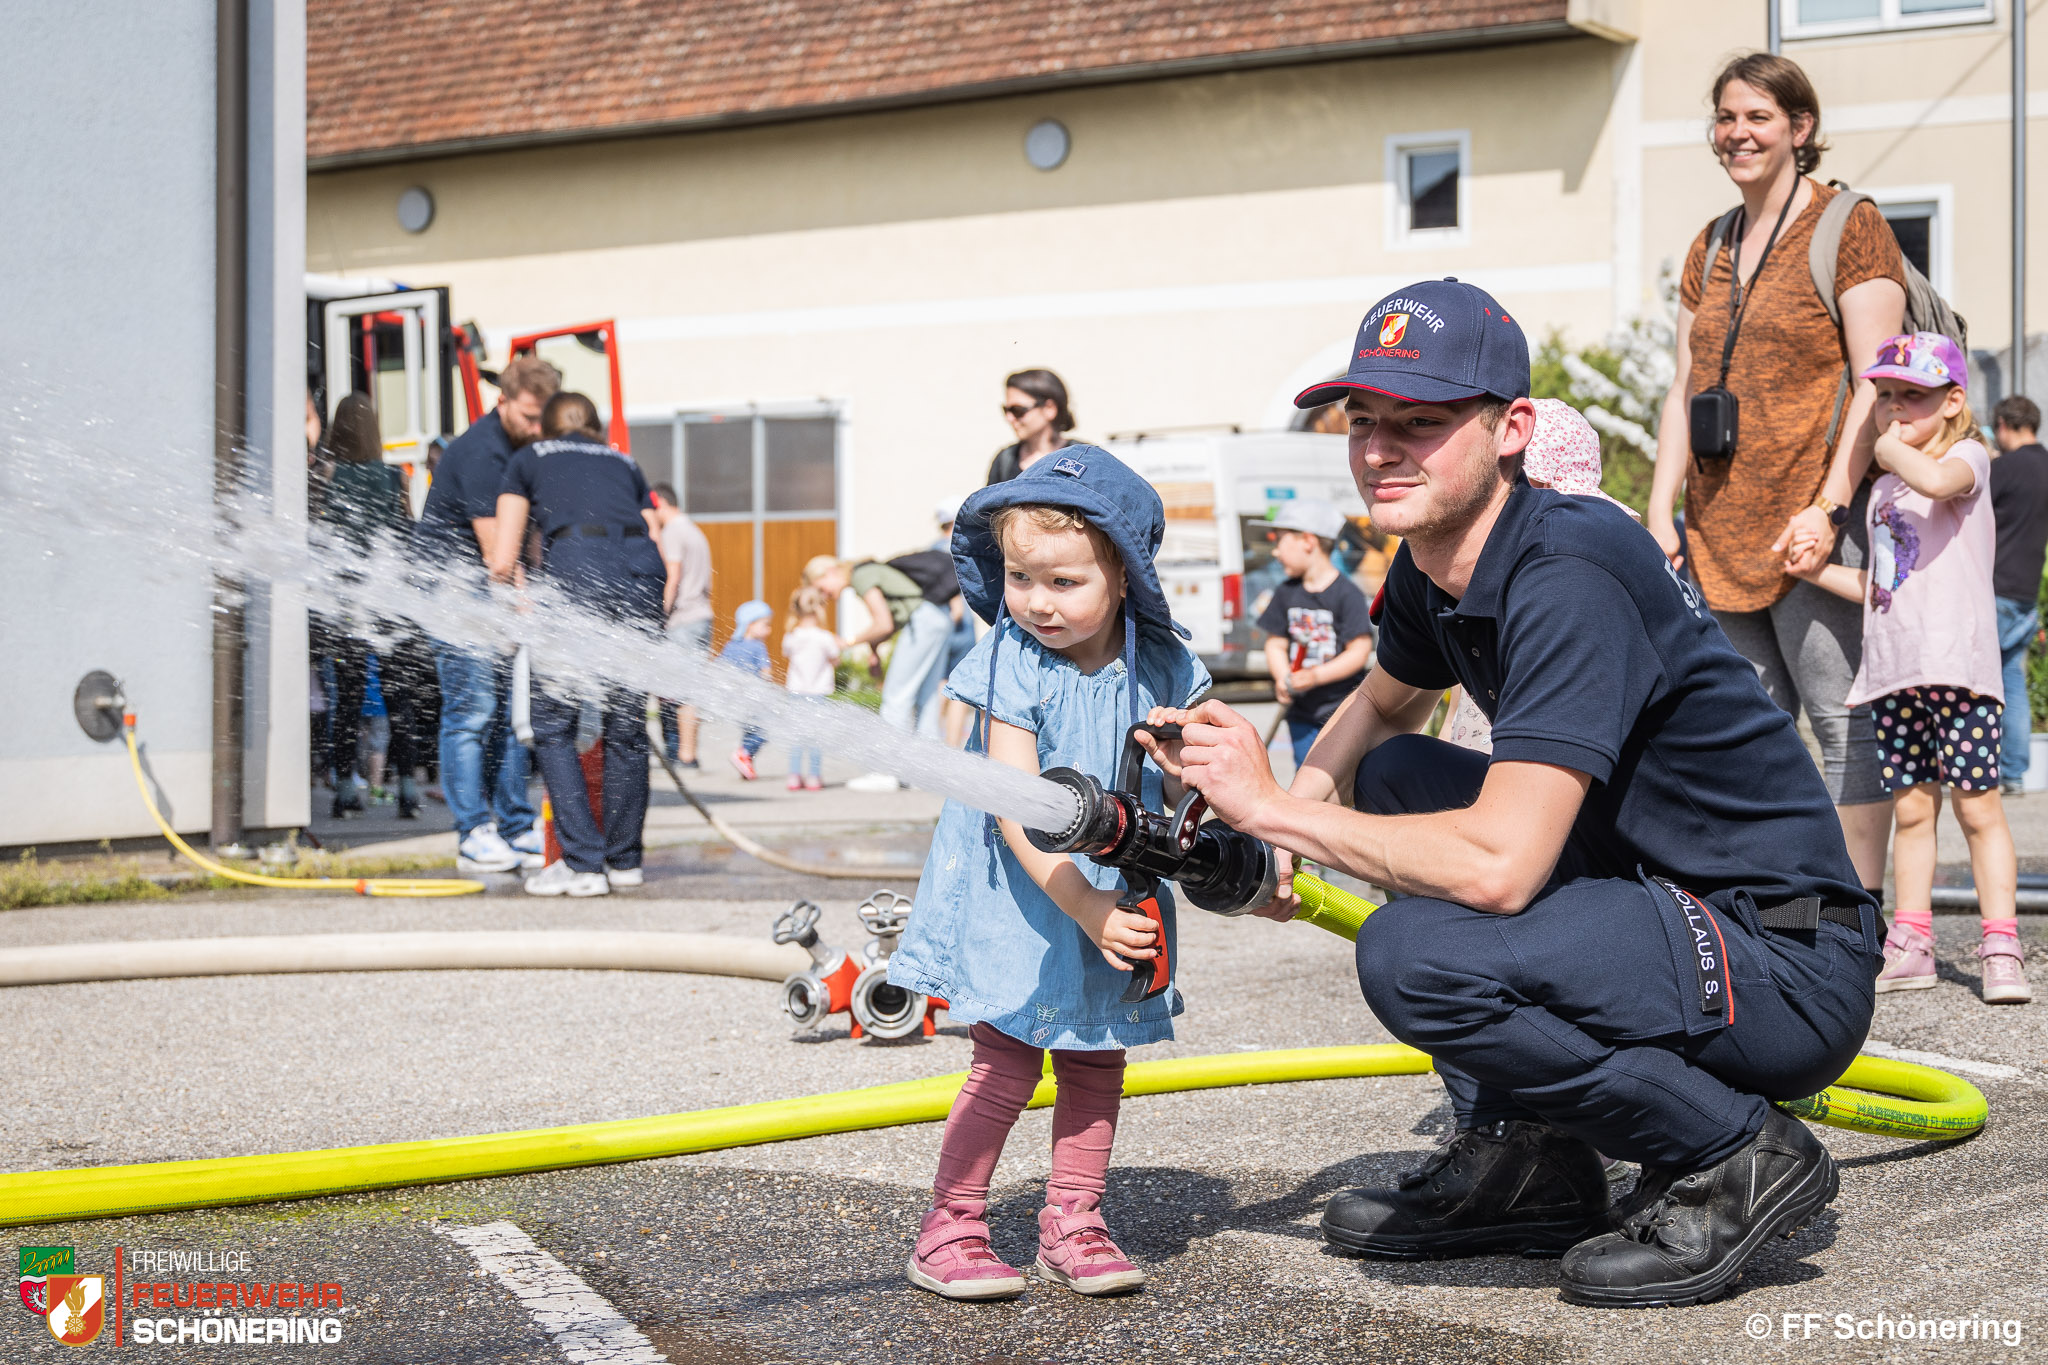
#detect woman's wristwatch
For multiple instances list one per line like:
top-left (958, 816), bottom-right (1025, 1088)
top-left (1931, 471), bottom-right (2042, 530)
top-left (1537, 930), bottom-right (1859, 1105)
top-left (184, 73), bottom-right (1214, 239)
top-left (1810, 494), bottom-right (1852, 527)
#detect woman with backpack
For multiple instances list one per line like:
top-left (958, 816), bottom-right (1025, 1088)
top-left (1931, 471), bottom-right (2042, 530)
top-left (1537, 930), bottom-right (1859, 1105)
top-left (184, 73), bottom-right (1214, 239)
top-left (1645, 52), bottom-right (1910, 901)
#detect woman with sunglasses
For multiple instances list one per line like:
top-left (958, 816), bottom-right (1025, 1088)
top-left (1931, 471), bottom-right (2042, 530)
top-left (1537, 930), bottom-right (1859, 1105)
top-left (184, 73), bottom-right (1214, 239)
top-left (987, 368), bottom-right (1078, 484)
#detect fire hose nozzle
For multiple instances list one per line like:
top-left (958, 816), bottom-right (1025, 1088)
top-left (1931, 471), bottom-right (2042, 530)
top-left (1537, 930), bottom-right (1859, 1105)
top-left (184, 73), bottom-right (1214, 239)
top-left (1025, 724), bottom-right (1280, 917)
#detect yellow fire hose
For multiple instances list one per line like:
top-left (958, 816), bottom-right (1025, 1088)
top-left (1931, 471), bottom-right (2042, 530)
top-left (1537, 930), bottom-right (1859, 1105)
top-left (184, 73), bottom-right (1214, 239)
top-left (1284, 872), bottom-right (1990, 1141)
top-left (0, 737), bottom-right (1974, 1228)
top-left (123, 717), bottom-right (483, 897)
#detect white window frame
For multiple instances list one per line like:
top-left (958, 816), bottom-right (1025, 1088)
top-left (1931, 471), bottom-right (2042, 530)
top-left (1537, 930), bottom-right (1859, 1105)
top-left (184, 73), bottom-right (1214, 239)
top-left (1866, 183), bottom-right (1954, 295)
top-left (1781, 0), bottom-right (1994, 42)
top-left (1385, 130), bottom-right (1471, 250)
top-left (633, 400), bottom-right (844, 599)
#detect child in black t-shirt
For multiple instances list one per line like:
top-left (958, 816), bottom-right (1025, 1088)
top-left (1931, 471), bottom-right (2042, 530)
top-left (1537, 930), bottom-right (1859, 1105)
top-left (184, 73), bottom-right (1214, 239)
top-left (1254, 500), bottom-right (1374, 768)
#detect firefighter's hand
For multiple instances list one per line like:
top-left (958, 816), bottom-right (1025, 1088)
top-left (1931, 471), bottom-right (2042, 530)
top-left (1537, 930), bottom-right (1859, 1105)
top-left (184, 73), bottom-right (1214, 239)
top-left (1072, 890), bottom-right (1159, 971)
top-left (1143, 700), bottom-right (1283, 829)
top-left (1248, 851), bottom-right (1302, 922)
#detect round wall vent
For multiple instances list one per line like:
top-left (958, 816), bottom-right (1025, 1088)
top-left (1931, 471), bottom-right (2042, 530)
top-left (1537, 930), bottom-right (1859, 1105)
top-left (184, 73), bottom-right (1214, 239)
top-left (396, 186), bottom-right (435, 233)
top-left (1024, 120), bottom-right (1070, 171)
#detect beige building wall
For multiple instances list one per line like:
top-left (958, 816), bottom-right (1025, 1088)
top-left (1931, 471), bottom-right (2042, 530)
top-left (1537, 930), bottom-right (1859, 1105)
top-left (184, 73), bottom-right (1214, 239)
top-left (1634, 2), bottom-right (2045, 359)
top-left (309, 5), bottom-right (2045, 560)
top-left (309, 35), bottom-right (1629, 559)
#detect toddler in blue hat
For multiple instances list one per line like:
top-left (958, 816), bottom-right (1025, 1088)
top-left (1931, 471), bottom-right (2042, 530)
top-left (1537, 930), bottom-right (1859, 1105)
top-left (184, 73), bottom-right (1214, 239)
top-left (719, 600), bottom-right (774, 779)
top-left (887, 447), bottom-right (1210, 1300)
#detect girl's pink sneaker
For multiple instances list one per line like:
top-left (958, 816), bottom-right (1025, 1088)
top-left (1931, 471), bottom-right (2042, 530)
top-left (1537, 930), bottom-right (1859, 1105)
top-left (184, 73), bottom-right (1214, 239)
top-left (786, 775), bottom-right (803, 791)
top-left (803, 775), bottom-right (823, 791)
top-left (1979, 936), bottom-right (2033, 1005)
top-left (1034, 1202), bottom-right (1145, 1296)
top-left (907, 1203), bottom-right (1026, 1301)
top-left (1876, 925), bottom-right (1937, 993)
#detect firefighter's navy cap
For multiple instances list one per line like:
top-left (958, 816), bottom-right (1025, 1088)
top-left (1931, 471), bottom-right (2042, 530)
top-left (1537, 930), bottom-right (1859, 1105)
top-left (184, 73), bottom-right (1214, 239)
top-left (1295, 278), bottom-right (1531, 408)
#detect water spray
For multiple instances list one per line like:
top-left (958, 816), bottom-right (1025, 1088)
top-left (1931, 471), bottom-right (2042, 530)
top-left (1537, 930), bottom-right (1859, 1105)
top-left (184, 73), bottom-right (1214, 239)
top-left (9, 437), bottom-right (1077, 840)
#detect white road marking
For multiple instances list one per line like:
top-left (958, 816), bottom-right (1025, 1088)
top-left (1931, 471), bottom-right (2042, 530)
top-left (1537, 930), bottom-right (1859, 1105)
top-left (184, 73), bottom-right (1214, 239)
top-left (437, 1221), bottom-right (668, 1364)
top-left (1860, 1039), bottom-right (2029, 1083)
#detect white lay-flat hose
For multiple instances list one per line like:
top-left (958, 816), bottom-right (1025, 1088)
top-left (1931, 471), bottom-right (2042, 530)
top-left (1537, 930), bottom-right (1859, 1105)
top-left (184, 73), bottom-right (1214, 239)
top-left (0, 931), bottom-right (807, 989)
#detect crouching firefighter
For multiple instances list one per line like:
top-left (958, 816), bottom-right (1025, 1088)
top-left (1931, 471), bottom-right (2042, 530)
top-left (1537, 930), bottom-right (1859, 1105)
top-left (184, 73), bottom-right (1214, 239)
top-left (1144, 279), bottom-right (1883, 1308)
top-left (488, 391), bottom-right (667, 897)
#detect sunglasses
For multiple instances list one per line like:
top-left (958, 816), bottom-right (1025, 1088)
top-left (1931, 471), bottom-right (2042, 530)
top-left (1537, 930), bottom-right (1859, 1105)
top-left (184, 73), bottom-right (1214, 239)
top-left (1002, 402), bottom-right (1047, 419)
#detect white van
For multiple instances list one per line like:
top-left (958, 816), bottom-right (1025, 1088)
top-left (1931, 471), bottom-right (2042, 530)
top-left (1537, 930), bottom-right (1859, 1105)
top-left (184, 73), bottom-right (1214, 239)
top-left (1107, 432), bottom-right (1391, 682)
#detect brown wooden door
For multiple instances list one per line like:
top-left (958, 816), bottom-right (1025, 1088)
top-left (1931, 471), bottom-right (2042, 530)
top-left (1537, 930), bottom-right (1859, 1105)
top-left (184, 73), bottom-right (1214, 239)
top-left (764, 519), bottom-right (840, 661)
top-left (701, 521), bottom-right (753, 657)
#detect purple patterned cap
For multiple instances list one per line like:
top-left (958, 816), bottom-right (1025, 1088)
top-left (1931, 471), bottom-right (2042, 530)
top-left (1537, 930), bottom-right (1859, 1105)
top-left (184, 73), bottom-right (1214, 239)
top-left (1861, 331), bottom-right (1968, 392)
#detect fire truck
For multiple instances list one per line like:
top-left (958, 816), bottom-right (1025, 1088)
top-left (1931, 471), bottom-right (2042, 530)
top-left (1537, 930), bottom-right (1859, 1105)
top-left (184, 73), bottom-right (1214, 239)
top-left (306, 273), bottom-right (627, 507)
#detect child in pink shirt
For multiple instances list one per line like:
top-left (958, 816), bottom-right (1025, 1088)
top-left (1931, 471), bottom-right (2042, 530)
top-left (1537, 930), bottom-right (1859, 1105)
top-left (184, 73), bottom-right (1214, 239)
top-left (1792, 332), bottom-right (2028, 1004)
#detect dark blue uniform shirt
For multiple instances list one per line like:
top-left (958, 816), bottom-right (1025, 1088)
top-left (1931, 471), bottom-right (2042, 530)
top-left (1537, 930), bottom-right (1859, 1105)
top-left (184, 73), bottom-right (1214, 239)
top-left (1373, 478), bottom-right (1870, 913)
top-left (416, 408), bottom-right (516, 569)
top-left (500, 434), bottom-right (664, 612)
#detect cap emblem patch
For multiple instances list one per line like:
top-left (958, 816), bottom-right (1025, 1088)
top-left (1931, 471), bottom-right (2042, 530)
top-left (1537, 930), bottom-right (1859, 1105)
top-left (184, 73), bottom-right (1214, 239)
top-left (1378, 314), bottom-right (1410, 347)
top-left (1051, 456), bottom-right (1088, 478)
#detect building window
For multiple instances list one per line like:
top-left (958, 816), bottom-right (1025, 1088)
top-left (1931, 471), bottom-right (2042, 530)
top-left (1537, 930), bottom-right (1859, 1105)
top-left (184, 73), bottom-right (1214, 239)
top-left (634, 405), bottom-right (841, 657)
top-left (1784, 0), bottom-right (1992, 39)
top-left (1867, 185), bottom-right (1953, 294)
top-left (1386, 132), bottom-right (1469, 248)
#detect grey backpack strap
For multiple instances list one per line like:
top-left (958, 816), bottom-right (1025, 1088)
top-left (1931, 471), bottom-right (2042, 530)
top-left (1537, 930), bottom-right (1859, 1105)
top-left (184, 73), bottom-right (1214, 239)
top-left (1809, 187), bottom-right (1865, 329)
top-left (1699, 207), bottom-right (1742, 303)
top-left (1810, 187), bottom-right (1866, 449)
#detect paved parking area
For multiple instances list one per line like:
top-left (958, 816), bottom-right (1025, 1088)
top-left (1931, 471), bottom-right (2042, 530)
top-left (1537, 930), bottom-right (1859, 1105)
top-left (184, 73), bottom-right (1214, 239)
top-left (3, 855), bottom-right (2043, 1362)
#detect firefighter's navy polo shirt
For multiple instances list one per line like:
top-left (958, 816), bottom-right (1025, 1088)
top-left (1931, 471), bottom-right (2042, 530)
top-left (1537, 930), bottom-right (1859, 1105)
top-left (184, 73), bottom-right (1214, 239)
top-left (1371, 477), bottom-right (1871, 918)
top-left (500, 434), bottom-right (665, 610)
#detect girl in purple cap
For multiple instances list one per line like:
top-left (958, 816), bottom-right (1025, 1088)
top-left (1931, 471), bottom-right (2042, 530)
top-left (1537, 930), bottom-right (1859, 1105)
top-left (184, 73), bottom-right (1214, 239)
top-left (1790, 331), bottom-right (2029, 1005)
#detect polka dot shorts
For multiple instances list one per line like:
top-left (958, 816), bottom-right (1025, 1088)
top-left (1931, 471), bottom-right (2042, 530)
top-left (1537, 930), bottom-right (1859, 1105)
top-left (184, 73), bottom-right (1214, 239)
top-left (1874, 687), bottom-right (2004, 793)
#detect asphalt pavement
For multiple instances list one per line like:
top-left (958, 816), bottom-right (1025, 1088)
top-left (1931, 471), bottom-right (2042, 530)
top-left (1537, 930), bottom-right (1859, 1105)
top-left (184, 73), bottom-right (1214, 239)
top-left (5, 720), bottom-right (2047, 1362)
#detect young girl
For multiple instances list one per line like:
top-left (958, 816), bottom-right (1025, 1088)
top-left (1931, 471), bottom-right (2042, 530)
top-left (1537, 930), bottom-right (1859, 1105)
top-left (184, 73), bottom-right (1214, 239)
top-left (886, 448), bottom-right (1209, 1300)
top-left (1791, 332), bottom-right (2030, 1005)
top-left (782, 586), bottom-right (840, 790)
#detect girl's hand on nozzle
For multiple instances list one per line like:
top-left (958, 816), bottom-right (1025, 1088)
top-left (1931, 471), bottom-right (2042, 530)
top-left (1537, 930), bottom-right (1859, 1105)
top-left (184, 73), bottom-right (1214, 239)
top-left (1075, 892), bottom-right (1159, 971)
top-left (1136, 707), bottom-right (1189, 779)
top-left (1151, 700), bottom-right (1283, 831)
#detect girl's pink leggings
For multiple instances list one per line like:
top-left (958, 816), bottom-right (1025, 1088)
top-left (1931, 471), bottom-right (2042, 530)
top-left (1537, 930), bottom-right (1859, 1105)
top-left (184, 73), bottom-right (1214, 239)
top-left (932, 1022), bottom-right (1125, 1215)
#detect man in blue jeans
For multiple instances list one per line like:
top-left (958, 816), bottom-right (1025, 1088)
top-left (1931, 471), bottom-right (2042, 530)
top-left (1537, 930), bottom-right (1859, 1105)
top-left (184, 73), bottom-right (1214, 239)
top-left (1991, 395), bottom-right (2048, 794)
top-left (412, 355), bottom-right (560, 871)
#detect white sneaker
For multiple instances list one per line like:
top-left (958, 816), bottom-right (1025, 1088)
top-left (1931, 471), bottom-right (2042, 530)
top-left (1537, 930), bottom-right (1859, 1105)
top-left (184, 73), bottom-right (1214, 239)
top-left (604, 865), bottom-right (644, 889)
top-left (846, 772), bottom-right (902, 793)
top-left (523, 860), bottom-right (610, 897)
top-left (457, 823), bottom-right (522, 874)
top-left (506, 826), bottom-right (547, 870)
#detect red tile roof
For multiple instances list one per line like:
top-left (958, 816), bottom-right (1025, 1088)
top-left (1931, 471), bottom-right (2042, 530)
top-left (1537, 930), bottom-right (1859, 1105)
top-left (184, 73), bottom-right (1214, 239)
top-left (309, 1), bottom-right (1573, 166)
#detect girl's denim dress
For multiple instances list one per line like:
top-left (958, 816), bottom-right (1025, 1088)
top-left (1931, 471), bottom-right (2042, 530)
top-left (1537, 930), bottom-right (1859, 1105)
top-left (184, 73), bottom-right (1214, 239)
top-left (887, 619), bottom-right (1210, 1050)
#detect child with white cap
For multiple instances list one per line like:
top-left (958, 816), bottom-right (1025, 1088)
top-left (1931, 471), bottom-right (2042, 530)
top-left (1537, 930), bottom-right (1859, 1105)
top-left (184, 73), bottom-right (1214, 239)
top-left (1254, 499), bottom-right (1375, 769)
top-left (1443, 400), bottom-right (1640, 752)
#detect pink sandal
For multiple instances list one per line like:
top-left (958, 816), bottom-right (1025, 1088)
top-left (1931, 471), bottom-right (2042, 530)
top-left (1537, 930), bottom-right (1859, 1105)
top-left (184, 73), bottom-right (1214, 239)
top-left (1035, 1202), bottom-right (1145, 1296)
top-left (906, 1203), bottom-right (1027, 1300)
